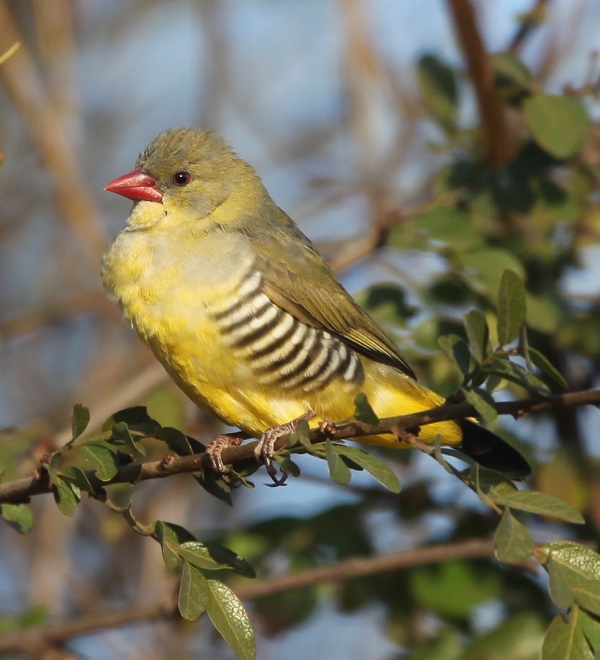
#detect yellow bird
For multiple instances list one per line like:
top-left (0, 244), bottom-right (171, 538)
top-left (102, 128), bottom-right (530, 480)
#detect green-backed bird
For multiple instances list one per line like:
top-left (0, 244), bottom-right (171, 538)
top-left (102, 128), bottom-right (530, 479)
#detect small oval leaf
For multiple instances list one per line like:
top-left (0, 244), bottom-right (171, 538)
top-left (494, 509), bottom-right (535, 563)
top-left (178, 561), bottom-right (209, 621)
top-left (497, 270), bottom-right (527, 346)
top-left (326, 441), bottom-right (352, 485)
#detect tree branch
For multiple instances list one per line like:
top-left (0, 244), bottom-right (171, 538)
top-left (1, 389), bottom-right (599, 506)
top-left (446, 0), bottom-right (516, 165)
top-left (0, 538), bottom-right (536, 654)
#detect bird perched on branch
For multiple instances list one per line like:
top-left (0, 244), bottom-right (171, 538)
top-left (102, 128), bottom-right (530, 481)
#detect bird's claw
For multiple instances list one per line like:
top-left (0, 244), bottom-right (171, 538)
top-left (206, 432), bottom-right (246, 480)
top-left (254, 411), bottom-right (316, 485)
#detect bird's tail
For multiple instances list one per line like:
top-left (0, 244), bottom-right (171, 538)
top-left (459, 420), bottom-right (531, 479)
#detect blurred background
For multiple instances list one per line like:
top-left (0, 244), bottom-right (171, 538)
top-left (1, 0), bottom-right (599, 658)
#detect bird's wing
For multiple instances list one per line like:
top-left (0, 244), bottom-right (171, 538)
top-left (254, 221), bottom-right (417, 380)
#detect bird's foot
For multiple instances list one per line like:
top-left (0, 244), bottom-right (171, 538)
top-left (206, 431), bottom-right (247, 478)
top-left (255, 411), bottom-right (316, 485)
top-left (318, 418), bottom-right (337, 438)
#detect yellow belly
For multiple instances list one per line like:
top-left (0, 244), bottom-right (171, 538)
top-left (102, 221), bottom-right (462, 449)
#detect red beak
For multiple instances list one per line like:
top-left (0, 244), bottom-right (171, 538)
top-left (104, 168), bottom-right (163, 203)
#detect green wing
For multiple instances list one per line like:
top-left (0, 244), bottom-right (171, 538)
top-left (251, 212), bottom-right (417, 380)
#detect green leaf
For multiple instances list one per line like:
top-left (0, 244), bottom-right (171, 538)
top-left (580, 610), bottom-right (600, 654)
top-left (543, 542), bottom-right (600, 616)
top-left (207, 579), bottom-right (256, 660)
top-left (409, 560), bottom-right (501, 619)
top-left (548, 562), bottom-right (576, 610)
top-left (0, 503), bottom-right (33, 533)
top-left (194, 473), bottom-right (233, 507)
top-left (527, 347), bottom-right (568, 389)
top-left (335, 445), bottom-right (401, 493)
top-left (273, 455), bottom-right (301, 478)
top-left (410, 629), bottom-right (464, 660)
top-left (60, 465), bottom-right (95, 494)
top-left (178, 541), bottom-right (256, 578)
top-left (542, 610), bottom-right (594, 660)
top-left (466, 612), bottom-right (546, 660)
top-left (102, 406), bottom-right (160, 435)
top-left (483, 355), bottom-right (551, 395)
top-left (109, 422), bottom-right (141, 455)
top-left (524, 93), bottom-right (592, 159)
top-left (462, 386), bottom-right (498, 423)
top-left (291, 418), bottom-right (316, 454)
top-left (178, 541), bottom-right (230, 571)
top-left (494, 509), bottom-right (535, 563)
top-left (52, 477), bottom-right (80, 517)
top-left (156, 426), bottom-right (194, 456)
top-left (490, 51), bottom-right (532, 96)
top-left (412, 206), bottom-right (481, 250)
top-left (490, 487), bottom-right (584, 524)
top-left (416, 54), bottom-right (458, 130)
top-left (154, 521), bottom-right (197, 571)
top-left (80, 443), bottom-right (119, 481)
top-left (353, 393), bottom-right (380, 425)
top-left (461, 249), bottom-right (525, 297)
top-left (439, 334), bottom-right (471, 377)
top-left (464, 309), bottom-right (490, 363)
top-left (71, 404), bottom-right (90, 440)
top-left (178, 561), bottom-right (209, 621)
top-left (326, 441), bottom-right (352, 485)
top-left (497, 270), bottom-right (527, 346)
top-left (359, 283), bottom-right (415, 324)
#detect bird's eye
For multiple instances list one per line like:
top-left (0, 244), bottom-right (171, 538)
top-left (172, 171), bottom-right (191, 186)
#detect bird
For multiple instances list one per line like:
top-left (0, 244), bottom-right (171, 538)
top-left (102, 128), bottom-right (530, 481)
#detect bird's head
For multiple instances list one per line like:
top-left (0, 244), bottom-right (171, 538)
top-left (105, 128), bottom-right (266, 227)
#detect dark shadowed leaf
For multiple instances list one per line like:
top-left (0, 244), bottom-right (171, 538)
top-left (353, 393), bottom-right (380, 425)
top-left (527, 347), bottom-right (568, 389)
top-left (194, 473), bottom-right (233, 507)
top-left (439, 334), bottom-right (472, 377)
